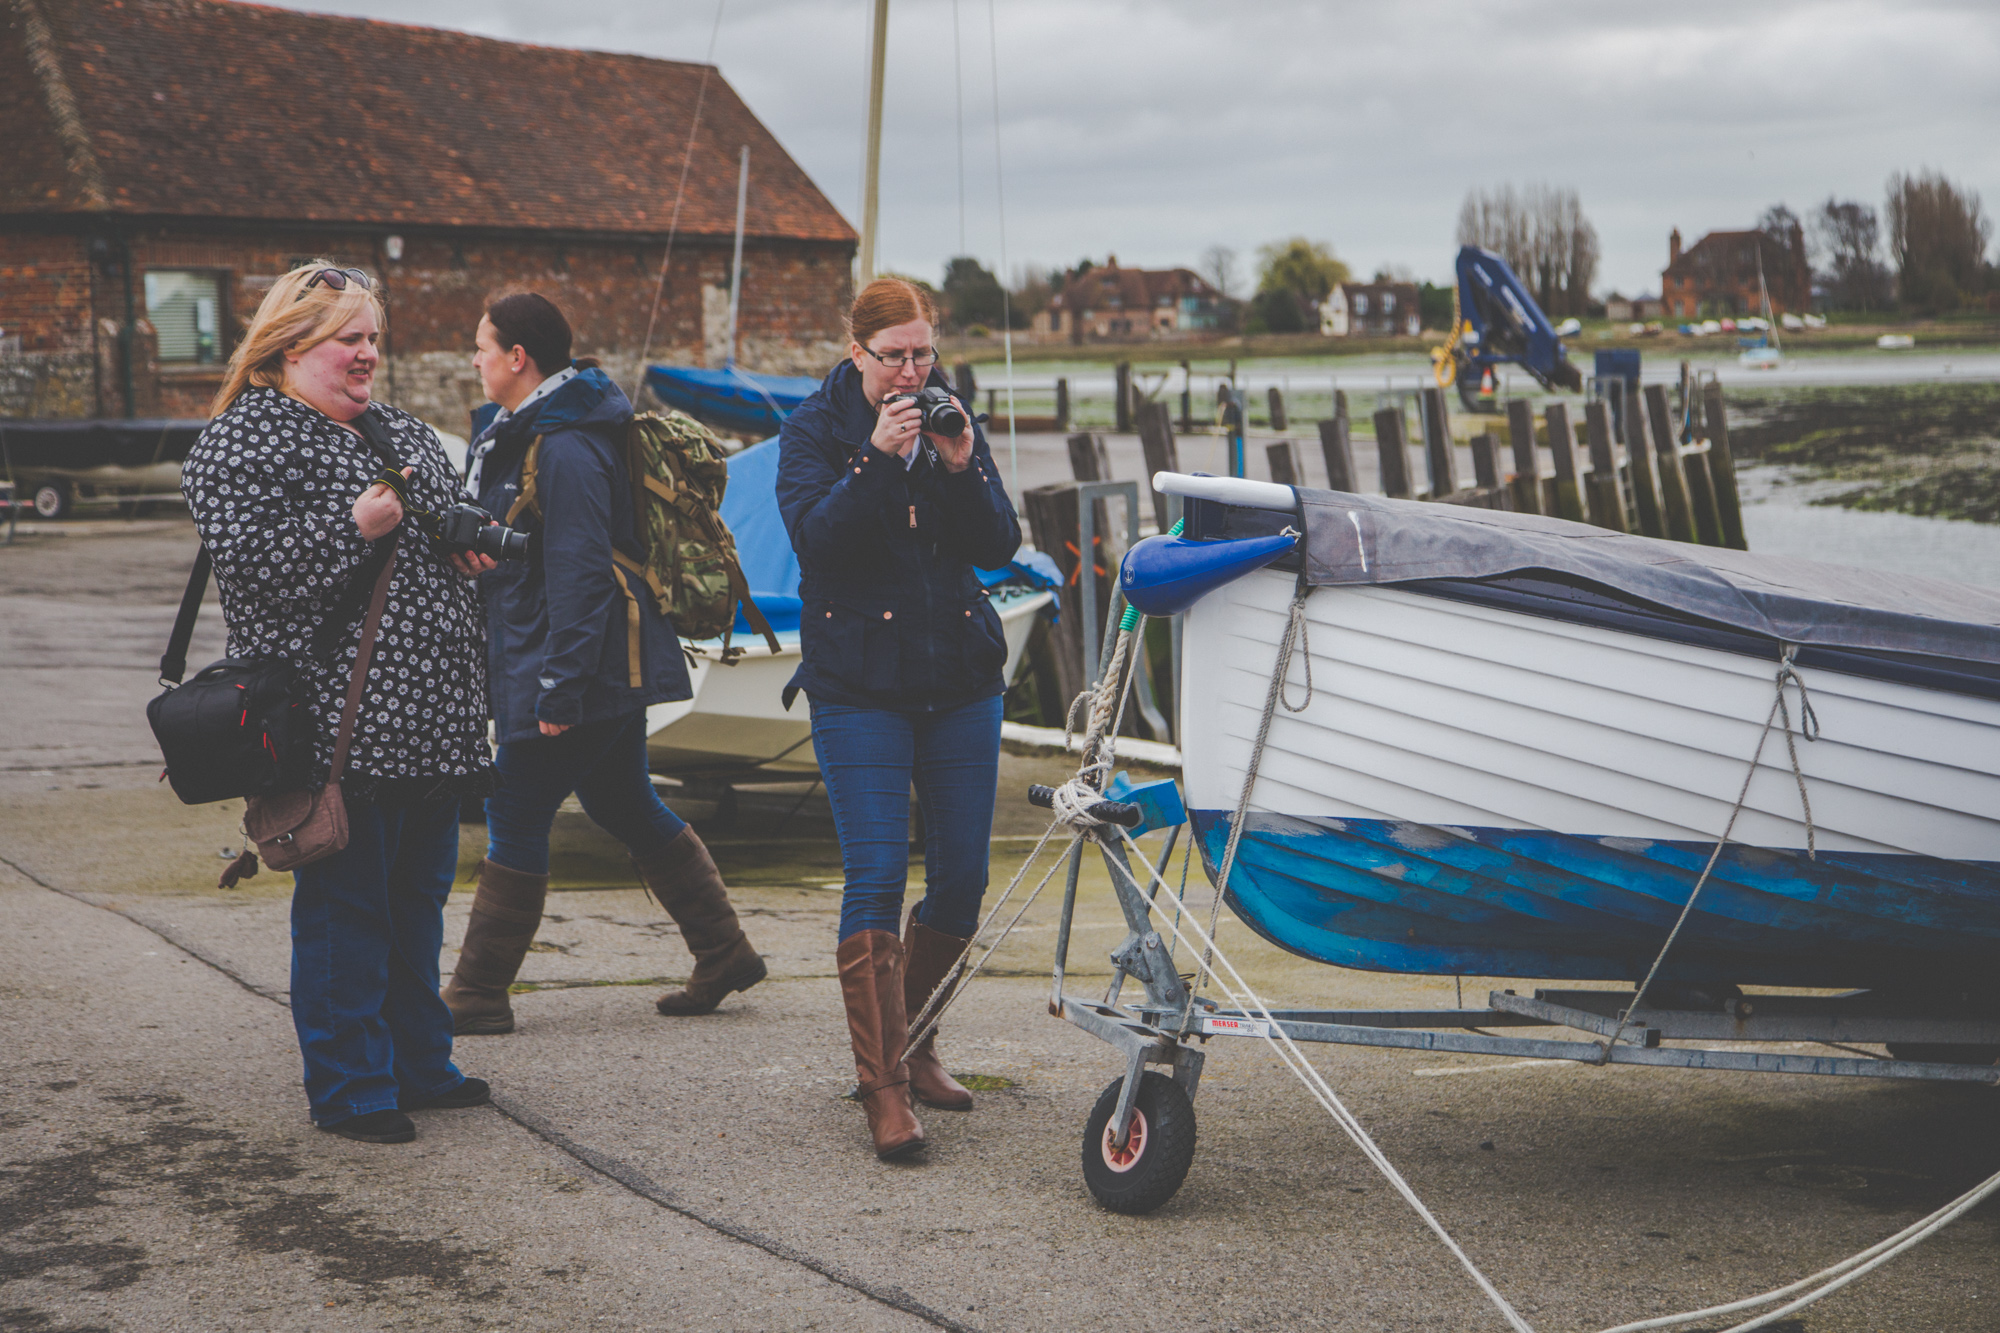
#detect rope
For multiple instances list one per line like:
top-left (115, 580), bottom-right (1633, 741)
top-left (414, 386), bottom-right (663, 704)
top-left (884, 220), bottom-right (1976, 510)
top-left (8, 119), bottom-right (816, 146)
top-left (1603, 644), bottom-right (1819, 1055)
top-left (634, 0), bottom-right (728, 389)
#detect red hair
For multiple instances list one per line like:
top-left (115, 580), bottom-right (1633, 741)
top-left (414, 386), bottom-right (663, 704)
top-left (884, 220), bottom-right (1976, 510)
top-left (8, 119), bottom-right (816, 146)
top-left (847, 278), bottom-right (938, 349)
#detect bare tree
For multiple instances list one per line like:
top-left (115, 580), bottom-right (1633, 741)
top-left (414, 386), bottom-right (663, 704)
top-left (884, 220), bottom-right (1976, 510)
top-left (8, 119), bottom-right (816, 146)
top-left (1457, 184), bottom-right (1598, 317)
top-left (1199, 244), bottom-right (1241, 300)
top-left (1887, 169), bottom-right (1992, 313)
top-left (1811, 198), bottom-right (1893, 310)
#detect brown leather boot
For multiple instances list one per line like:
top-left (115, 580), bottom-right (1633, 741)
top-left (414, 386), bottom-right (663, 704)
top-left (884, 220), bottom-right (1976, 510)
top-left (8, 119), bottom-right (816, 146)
top-left (836, 930), bottom-right (926, 1161)
top-left (442, 859), bottom-right (548, 1035)
top-left (636, 826), bottom-right (767, 1016)
top-left (902, 908), bottom-right (975, 1111)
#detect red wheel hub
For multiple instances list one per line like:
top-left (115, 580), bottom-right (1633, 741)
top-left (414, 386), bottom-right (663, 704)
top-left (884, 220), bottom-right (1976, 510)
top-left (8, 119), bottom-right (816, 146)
top-left (1101, 1107), bottom-right (1148, 1172)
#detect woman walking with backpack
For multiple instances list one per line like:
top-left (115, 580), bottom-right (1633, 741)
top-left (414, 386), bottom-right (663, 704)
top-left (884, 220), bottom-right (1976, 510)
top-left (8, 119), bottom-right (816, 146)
top-left (442, 293), bottom-right (765, 1034)
top-left (776, 279), bottom-right (1021, 1160)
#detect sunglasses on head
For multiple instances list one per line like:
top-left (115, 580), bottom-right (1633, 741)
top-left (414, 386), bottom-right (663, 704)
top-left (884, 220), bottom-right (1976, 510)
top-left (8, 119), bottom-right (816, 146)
top-left (294, 267), bottom-right (371, 302)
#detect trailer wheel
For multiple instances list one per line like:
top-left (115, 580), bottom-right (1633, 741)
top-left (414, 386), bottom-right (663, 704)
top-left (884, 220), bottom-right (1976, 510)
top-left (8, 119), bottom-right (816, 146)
top-left (32, 480), bottom-right (71, 520)
top-left (1081, 1071), bottom-right (1196, 1215)
top-left (1886, 1043), bottom-right (2000, 1066)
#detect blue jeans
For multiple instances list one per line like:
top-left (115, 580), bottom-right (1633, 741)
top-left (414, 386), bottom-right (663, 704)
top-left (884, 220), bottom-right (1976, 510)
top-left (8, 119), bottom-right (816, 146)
top-left (290, 797), bottom-right (465, 1125)
top-left (484, 711), bottom-right (688, 876)
top-left (810, 695), bottom-right (1003, 941)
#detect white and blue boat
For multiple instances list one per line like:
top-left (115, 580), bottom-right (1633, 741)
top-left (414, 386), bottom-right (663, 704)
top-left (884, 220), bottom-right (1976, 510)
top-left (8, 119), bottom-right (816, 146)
top-left (1132, 474), bottom-right (2000, 1000)
top-left (643, 365), bottom-right (820, 439)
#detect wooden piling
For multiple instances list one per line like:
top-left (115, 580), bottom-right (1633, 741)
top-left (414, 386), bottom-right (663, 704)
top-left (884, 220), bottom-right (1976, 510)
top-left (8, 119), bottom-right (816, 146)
top-left (1703, 383), bottom-right (1748, 549)
top-left (1644, 384), bottom-right (1696, 543)
top-left (954, 361), bottom-right (977, 403)
top-left (1267, 386), bottom-right (1288, 432)
top-left (1317, 416), bottom-right (1357, 492)
top-left (1419, 387), bottom-right (1457, 498)
top-left (1136, 401), bottom-right (1181, 532)
top-left (1544, 403), bottom-right (1586, 522)
top-left (1114, 361), bottom-right (1133, 434)
top-left (1054, 377), bottom-right (1070, 430)
top-left (1470, 432), bottom-right (1502, 490)
top-left (1066, 432), bottom-right (1110, 482)
top-left (1373, 407), bottom-right (1414, 499)
top-left (1505, 399), bottom-right (1542, 515)
top-left (1266, 439), bottom-right (1302, 487)
top-left (1622, 392), bottom-right (1666, 538)
top-left (1333, 388), bottom-right (1349, 418)
top-left (1582, 401), bottom-right (1629, 533)
top-left (1021, 483), bottom-right (1092, 710)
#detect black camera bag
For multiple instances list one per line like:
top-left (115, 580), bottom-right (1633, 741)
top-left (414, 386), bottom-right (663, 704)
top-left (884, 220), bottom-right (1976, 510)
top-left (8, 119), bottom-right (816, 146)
top-left (146, 548), bottom-right (309, 804)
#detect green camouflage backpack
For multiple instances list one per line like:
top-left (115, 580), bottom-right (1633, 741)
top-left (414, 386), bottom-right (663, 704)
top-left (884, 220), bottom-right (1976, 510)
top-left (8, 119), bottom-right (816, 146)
top-left (512, 410), bottom-right (778, 671)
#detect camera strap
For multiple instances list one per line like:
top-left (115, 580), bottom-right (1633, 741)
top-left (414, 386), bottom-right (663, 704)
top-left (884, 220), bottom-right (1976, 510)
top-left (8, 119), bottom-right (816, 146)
top-left (159, 545), bottom-right (213, 687)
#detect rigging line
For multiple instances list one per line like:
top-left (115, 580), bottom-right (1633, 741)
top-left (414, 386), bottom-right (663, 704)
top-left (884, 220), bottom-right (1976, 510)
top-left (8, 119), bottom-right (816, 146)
top-left (985, 0), bottom-right (1018, 499)
top-left (952, 0), bottom-right (966, 257)
top-left (634, 0), bottom-right (729, 395)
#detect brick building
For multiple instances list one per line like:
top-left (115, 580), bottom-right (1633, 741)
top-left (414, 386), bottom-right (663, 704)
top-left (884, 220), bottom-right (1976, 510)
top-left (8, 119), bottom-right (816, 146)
top-left (0, 0), bottom-right (856, 431)
top-left (1032, 258), bottom-right (1224, 341)
top-left (1660, 226), bottom-right (1812, 321)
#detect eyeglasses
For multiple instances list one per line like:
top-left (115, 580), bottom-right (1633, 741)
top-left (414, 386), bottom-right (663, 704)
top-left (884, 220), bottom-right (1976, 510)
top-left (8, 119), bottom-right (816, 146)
top-left (295, 267), bottom-right (371, 302)
top-left (860, 343), bottom-right (940, 369)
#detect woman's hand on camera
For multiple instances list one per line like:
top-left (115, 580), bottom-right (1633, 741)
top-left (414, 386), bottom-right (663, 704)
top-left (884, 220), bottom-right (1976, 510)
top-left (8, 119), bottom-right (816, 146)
top-left (870, 394), bottom-right (921, 459)
top-left (929, 396), bottom-right (975, 473)
top-left (538, 720), bottom-right (572, 736)
top-left (354, 467), bottom-right (411, 540)
top-left (448, 550), bottom-right (497, 578)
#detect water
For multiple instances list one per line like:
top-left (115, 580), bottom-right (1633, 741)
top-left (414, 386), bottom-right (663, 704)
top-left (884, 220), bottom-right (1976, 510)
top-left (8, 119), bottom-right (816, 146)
top-left (1737, 465), bottom-right (2000, 589)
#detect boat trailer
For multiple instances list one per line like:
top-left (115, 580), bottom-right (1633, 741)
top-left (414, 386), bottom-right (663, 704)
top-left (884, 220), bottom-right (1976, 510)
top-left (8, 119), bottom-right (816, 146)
top-left (1031, 783), bottom-right (2000, 1215)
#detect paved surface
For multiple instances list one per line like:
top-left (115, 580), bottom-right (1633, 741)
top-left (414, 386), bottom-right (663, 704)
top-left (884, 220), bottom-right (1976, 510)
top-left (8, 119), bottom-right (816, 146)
top-left (3, 522), bottom-right (1998, 1332)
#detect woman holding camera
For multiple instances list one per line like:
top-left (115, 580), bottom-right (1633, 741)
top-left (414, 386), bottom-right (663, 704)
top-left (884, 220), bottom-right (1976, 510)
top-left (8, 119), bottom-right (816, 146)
top-left (776, 278), bottom-right (1021, 1160)
top-left (441, 293), bottom-right (765, 1036)
top-left (181, 262), bottom-right (493, 1144)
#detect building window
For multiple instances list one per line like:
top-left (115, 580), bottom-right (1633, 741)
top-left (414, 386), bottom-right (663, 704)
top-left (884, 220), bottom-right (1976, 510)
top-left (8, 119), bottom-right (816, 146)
top-left (144, 270), bottom-right (223, 364)
top-left (1382, 291), bottom-right (1397, 312)
top-left (1354, 293), bottom-right (1370, 315)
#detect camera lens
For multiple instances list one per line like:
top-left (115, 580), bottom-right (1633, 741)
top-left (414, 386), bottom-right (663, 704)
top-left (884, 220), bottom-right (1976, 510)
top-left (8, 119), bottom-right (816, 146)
top-left (476, 523), bottom-right (530, 562)
top-left (927, 401), bottom-right (968, 437)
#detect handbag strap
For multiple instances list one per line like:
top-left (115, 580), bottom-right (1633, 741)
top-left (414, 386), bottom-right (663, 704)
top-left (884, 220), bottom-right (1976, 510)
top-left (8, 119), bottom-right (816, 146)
top-left (159, 546), bottom-right (212, 687)
top-left (328, 536), bottom-right (400, 785)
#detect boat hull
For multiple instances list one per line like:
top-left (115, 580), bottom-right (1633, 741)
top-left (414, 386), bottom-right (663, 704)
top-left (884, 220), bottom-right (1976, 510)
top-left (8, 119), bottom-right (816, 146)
top-left (1181, 569), bottom-right (2000, 991)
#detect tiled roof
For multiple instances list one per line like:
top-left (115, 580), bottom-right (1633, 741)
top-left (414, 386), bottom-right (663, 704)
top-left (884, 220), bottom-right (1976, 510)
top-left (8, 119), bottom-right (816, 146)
top-left (1048, 264), bottom-right (1217, 311)
top-left (1, 0), bottom-right (856, 243)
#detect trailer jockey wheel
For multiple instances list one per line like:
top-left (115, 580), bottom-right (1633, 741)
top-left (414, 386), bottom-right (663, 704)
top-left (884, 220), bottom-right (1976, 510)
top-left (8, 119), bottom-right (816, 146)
top-left (1081, 1070), bottom-right (1196, 1215)
top-left (32, 480), bottom-right (71, 520)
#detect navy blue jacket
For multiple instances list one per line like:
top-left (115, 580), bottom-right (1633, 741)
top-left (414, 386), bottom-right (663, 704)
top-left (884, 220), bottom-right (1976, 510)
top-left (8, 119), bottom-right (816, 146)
top-left (471, 368), bottom-right (692, 743)
top-left (776, 360), bottom-right (1021, 711)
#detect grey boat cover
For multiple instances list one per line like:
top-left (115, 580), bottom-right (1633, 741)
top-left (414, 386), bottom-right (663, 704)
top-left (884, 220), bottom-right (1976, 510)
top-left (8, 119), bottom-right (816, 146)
top-left (1282, 488), bottom-right (2000, 666)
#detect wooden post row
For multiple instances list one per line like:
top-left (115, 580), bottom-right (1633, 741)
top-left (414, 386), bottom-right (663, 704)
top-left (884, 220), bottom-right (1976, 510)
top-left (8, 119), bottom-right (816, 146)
top-left (1703, 383), bottom-right (1748, 550)
top-left (1373, 407), bottom-right (1414, 499)
top-left (1054, 377), bottom-right (1070, 431)
top-left (1267, 386), bottom-right (1288, 432)
top-left (1317, 416), bottom-right (1357, 493)
top-left (1020, 483), bottom-right (1090, 712)
top-left (1504, 398), bottom-right (1542, 515)
top-left (1581, 401), bottom-right (1629, 533)
top-left (1265, 439), bottom-right (1302, 487)
top-left (1066, 432), bottom-right (1110, 483)
top-left (1469, 433), bottom-right (1502, 490)
top-left (1419, 387), bottom-right (1456, 498)
top-left (1136, 402), bottom-right (1181, 534)
top-left (1622, 391), bottom-right (1666, 538)
top-left (1114, 361), bottom-right (1133, 434)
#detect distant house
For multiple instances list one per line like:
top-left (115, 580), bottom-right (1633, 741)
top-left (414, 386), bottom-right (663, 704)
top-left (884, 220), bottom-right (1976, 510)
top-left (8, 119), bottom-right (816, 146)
top-left (1033, 258), bottom-right (1223, 341)
top-left (1661, 227), bottom-right (1812, 321)
top-left (1604, 292), bottom-right (1664, 322)
top-left (0, 0), bottom-right (855, 427)
top-left (1322, 281), bottom-right (1420, 337)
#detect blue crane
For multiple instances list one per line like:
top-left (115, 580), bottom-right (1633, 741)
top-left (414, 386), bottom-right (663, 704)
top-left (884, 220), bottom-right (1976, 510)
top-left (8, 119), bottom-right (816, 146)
top-left (1432, 245), bottom-right (1583, 413)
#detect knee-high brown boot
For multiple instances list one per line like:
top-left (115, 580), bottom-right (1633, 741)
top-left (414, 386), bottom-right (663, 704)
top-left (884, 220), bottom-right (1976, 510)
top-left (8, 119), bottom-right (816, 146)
top-left (902, 908), bottom-right (975, 1111)
top-left (442, 858), bottom-right (549, 1035)
top-left (836, 930), bottom-right (926, 1160)
top-left (635, 826), bottom-right (767, 1016)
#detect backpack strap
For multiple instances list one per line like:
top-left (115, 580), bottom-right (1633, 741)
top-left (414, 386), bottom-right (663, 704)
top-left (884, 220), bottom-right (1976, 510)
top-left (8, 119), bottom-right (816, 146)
top-left (610, 550), bottom-right (648, 688)
top-left (728, 561), bottom-right (782, 657)
top-left (159, 545), bottom-right (212, 687)
top-left (504, 435), bottom-right (543, 525)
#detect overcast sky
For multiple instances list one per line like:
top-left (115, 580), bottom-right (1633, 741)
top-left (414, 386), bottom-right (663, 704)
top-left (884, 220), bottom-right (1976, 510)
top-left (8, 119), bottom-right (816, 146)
top-left (274, 0), bottom-right (2000, 298)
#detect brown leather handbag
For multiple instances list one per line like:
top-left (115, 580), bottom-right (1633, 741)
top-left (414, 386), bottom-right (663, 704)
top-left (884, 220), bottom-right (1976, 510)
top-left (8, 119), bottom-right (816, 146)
top-left (225, 545), bottom-right (398, 884)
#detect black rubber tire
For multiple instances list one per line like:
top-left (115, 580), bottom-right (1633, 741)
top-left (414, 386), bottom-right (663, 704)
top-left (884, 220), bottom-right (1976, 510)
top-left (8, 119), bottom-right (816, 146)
top-left (1886, 1042), bottom-right (2000, 1066)
top-left (1081, 1070), bottom-right (1196, 1215)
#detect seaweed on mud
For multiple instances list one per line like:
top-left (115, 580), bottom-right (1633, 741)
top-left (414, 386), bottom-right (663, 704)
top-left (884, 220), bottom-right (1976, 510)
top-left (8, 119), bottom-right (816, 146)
top-left (1725, 384), bottom-right (2000, 522)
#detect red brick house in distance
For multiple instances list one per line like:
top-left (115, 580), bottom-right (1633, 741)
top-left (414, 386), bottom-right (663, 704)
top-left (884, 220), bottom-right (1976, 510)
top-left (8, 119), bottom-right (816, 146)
top-left (0, 0), bottom-right (855, 432)
top-left (1033, 258), bottom-right (1224, 342)
top-left (1661, 225), bottom-right (1812, 321)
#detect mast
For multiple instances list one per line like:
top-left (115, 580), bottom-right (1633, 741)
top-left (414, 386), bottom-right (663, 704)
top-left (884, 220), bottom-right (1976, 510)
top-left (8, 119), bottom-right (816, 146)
top-left (1757, 248), bottom-right (1780, 356)
top-left (858, 0), bottom-right (889, 286)
top-left (726, 144), bottom-right (749, 367)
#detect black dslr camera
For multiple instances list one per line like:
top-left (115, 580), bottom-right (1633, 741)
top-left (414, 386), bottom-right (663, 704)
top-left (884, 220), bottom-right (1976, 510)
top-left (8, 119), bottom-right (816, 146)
top-left (372, 468), bottom-right (530, 562)
top-left (883, 386), bottom-right (968, 438)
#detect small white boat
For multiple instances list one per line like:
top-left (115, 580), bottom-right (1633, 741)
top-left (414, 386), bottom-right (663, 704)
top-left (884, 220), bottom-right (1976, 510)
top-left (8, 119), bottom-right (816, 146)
top-left (1878, 333), bottom-right (1916, 350)
top-left (646, 583), bottom-right (1052, 778)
